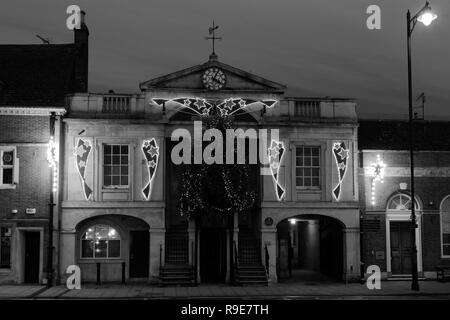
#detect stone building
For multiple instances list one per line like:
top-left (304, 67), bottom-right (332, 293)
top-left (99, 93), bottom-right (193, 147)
top-left (359, 120), bottom-right (450, 279)
top-left (60, 51), bottom-right (360, 284)
top-left (0, 13), bottom-right (88, 284)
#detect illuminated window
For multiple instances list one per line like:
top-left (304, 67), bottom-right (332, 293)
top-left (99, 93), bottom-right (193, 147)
top-left (296, 146), bottom-right (320, 188)
top-left (0, 147), bottom-right (16, 187)
top-left (81, 225), bottom-right (120, 258)
top-left (103, 144), bottom-right (129, 187)
top-left (0, 226), bottom-right (12, 268)
top-left (387, 193), bottom-right (419, 211)
top-left (440, 196), bottom-right (450, 257)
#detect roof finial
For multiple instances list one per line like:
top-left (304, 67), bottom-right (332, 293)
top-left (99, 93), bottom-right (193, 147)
top-left (205, 20), bottom-right (222, 60)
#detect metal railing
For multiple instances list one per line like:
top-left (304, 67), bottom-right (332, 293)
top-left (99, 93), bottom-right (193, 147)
top-left (264, 244), bottom-right (269, 277)
top-left (102, 95), bottom-right (131, 113)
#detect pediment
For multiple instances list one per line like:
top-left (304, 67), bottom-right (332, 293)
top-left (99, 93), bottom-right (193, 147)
top-left (139, 57), bottom-right (286, 93)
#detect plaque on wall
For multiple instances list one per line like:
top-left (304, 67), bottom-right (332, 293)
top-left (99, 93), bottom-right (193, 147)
top-left (264, 217), bottom-right (274, 226)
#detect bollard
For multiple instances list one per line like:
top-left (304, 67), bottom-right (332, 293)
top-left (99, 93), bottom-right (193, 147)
top-left (122, 262), bottom-right (126, 284)
top-left (96, 262), bottom-right (101, 285)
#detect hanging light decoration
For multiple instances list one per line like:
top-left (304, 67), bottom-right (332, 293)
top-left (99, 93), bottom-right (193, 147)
top-left (47, 136), bottom-right (59, 193)
top-left (369, 154), bottom-right (386, 206)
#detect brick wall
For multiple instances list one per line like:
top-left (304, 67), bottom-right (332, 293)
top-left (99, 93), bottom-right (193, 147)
top-left (0, 115), bottom-right (50, 143)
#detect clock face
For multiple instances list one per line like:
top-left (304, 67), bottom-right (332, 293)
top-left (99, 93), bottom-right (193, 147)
top-left (202, 67), bottom-right (226, 90)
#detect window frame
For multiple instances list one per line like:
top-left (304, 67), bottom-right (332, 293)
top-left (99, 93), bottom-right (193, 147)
top-left (440, 195), bottom-right (450, 258)
top-left (102, 143), bottom-right (130, 189)
top-left (386, 193), bottom-right (419, 212)
top-left (80, 224), bottom-right (121, 259)
top-left (295, 145), bottom-right (321, 190)
top-left (0, 146), bottom-right (17, 189)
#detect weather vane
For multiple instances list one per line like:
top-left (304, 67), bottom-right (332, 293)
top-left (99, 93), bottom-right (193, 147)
top-left (205, 20), bottom-right (222, 56)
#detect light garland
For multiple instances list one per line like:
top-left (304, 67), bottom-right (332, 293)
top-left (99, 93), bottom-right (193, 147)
top-left (332, 142), bottom-right (350, 201)
top-left (47, 136), bottom-right (58, 193)
top-left (152, 97), bottom-right (277, 116)
top-left (370, 154), bottom-right (386, 206)
top-left (267, 139), bottom-right (286, 201)
top-left (141, 138), bottom-right (160, 200)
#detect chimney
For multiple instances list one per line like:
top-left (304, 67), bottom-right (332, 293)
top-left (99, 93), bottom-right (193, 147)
top-left (73, 10), bottom-right (89, 92)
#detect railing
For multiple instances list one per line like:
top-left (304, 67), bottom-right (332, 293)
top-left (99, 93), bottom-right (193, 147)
top-left (264, 244), bottom-right (269, 277)
top-left (102, 95), bottom-right (131, 113)
top-left (94, 261), bottom-right (126, 285)
top-left (165, 232), bottom-right (189, 265)
top-left (294, 100), bottom-right (320, 118)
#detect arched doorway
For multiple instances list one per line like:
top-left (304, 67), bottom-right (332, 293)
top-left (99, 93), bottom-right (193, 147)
top-left (277, 215), bottom-right (344, 282)
top-left (76, 215), bottom-right (150, 282)
top-left (385, 192), bottom-right (422, 276)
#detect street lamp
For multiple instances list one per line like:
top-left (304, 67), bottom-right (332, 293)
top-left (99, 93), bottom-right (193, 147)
top-left (406, 1), bottom-right (437, 291)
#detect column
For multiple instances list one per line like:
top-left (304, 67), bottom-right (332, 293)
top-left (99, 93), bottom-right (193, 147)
top-left (59, 231), bottom-right (76, 284)
top-left (149, 227), bottom-right (165, 284)
top-left (343, 227), bottom-right (360, 282)
top-left (261, 228), bottom-right (277, 283)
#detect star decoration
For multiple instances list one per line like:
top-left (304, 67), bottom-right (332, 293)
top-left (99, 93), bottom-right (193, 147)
top-left (78, 160), bottom-right (86, 168)
top-left (333, 142), bottom-right (342, 150)
top-left (75, 145), bottom-right (86, 157)
top-left (194, 98), bottom-right (205, 110)
top-left (268, 147), bottom-right (279, 159)
top-left (238, 99), bottom-right (246, 108)
top-left (338, 162), bottom-right (346, 170)
top-left (202, 108), bottom-right (210, 115)
top-left (147, 145), bottom-right (159, 157)
top-left (84, 140), bottom-right (91, 148)
top-left (220, 108), bottom-right (229, 116)
top-left (148, 160), bottom-right (156, 168)
top-left (143, 141), bottom-right (150, 148)
top-left (184, 99), bottom-right (191, 107)
top-left (338, 148), bottom-right (349, 160)
top-left (224, 99), bottom-right (234, 110)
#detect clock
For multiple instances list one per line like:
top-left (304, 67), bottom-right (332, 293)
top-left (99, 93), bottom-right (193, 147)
top-left (202, 67), bottom-right (226, 90)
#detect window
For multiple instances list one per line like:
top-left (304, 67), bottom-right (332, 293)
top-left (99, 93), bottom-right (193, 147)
top-left (387, 193), bottom-right (419, 211)
top-left (296, 146), bottom-right (320, 188)
top-left (0, 147), bottom-right (16, 187)
top-left (0, 227), bottom-right (12, 268)
top-left (81, 225), bottom-right (120, 258)
top-left (103, 144), bottom-right (129, 188)
top-left (440, 196), bottom-right (450, 257)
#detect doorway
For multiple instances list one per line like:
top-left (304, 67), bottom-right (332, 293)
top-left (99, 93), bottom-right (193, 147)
top-left (200, 229), bottom-right (226, 283)
top-left (390, 221), bottom-right (413, 275)
top-left (24, 232), bottom-right (40, 283)
top-left (129, 230), bottom-right (149, 278)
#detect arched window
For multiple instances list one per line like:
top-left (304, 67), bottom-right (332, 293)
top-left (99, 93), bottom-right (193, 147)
top-left (387, 193), bottom-right (419, 211)
top-left (440, 196), bottom-right (450, 257)
top-left (81, 225), bottom-right (120, 258)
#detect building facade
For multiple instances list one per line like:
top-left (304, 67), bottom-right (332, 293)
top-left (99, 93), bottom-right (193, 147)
top-left (359, 120), bottom-right (450, 279)
top-left (0, 14), bottom-right (88, 284)
top-left (59, 51), bottom-right (360, 285)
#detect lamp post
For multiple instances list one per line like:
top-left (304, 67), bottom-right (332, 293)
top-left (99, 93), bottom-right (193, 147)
top-left (406, 1), bottom-right (437, 291)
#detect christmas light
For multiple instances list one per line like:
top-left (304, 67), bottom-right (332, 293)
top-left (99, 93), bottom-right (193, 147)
top-left (74, 138), bottom-right (93, 200)
top-left (369, 154), bottom-right (386, 206)
top-left (142, 138), bottom-right (160, 200)
top-left (332, 142), bottom-right (350, 201)
top-left (267, 139), bottom-right (285, 201)
top-left (47, 136), bottom-right (58, 193)
top-left (152, 97), bottom-right (277, 116)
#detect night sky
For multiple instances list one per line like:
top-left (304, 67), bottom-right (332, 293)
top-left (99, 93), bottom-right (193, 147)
top-left (1, 0), bottom-right (449, 119)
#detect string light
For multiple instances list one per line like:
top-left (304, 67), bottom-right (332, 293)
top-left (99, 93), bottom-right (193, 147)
top-left (47, 136), bottom-right (58, 193)
top-left (370, 154), bottom-right (386, 206)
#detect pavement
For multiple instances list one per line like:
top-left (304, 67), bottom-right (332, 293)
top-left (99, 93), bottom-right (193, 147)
top-left (1, 280), bottom-right (450, 299)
